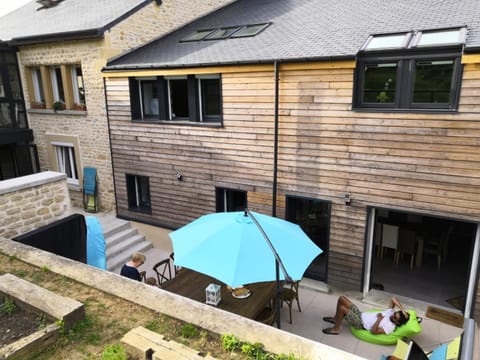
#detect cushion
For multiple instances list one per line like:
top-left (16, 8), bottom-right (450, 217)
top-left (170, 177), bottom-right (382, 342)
top-left (351, 310), bottom-right (422, 345)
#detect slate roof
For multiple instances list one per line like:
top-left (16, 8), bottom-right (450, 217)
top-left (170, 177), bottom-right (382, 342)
top-left (0, 0), bottom-right (152, 43)
top-left (105, 0), bottom-right (480, 71)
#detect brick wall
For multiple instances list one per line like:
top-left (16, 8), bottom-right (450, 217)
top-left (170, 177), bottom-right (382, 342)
top-left (16, 0), bottom-right (234, 212)
top-left (0, 172), bottom-right (71, 239)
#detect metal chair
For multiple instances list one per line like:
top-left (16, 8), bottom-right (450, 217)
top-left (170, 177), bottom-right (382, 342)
top-left (153, 258), bottom-right (172, 286)
top-left (169, 252), bottom-right (181, 275)
top-left (281, 281), bottom-right (301, 324)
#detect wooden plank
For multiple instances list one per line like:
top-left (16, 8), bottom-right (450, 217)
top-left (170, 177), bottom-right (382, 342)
top-left (425, 306), bottom-right (464, 328)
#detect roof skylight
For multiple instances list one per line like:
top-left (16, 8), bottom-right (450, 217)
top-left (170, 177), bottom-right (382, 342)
top-left (181, 29), bottom-right (216, 42)
top-left (413, 28), bottom-right (467, 47)
top-left (181, 23), bottom-right (270, 43)
top-left (231, 23), bottom-right (270, 38)
top-left (363, 33), bottom-right (411, 50)
top-left (205, 27), bottom-right (241, 40)
top-left (361, 27), bottom-right (466, 51)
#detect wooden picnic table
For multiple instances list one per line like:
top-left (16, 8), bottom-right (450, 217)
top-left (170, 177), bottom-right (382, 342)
top-left (161, 268), bottom-right (276, 320)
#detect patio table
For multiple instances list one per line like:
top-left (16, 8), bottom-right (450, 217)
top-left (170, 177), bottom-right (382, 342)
top-left (161, 268), bottom-right (276, 319)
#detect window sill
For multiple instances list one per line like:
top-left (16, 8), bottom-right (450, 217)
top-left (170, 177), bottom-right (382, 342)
top-left (67, 183), bottom-right (81, 192)
top-left (28, 108), bottom-right (87, 116)
top-left (352, 107), bottom-right (458, 114)
top-left (132, 119), bottom-right (223, 127)
top-left (128, 207), bottom-right (152, 215)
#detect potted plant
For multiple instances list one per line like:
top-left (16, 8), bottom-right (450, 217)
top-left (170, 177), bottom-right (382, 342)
top-left (52, 101), bottom-right (65, 112)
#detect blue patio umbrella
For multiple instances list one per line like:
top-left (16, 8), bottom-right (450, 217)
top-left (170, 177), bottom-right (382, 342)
top-left (169, 209), bottom-right (322, 327)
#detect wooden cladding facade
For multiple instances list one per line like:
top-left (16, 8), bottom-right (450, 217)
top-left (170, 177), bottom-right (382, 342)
top-left (105, 59), bottom-right (480, 318)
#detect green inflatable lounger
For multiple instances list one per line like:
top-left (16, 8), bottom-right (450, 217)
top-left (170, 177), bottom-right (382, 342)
top-left (351, 310), bottom-right (422, 345)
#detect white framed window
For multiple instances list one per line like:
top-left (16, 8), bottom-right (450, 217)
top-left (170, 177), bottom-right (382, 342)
top-left (52, 141), bottom-right (78, 185)
top-left (50, 66), bottom-right (64, 102)
top-left (31, 67), bottom-right (45, 104)
top-left (71, 65), bottom-right (85, 105)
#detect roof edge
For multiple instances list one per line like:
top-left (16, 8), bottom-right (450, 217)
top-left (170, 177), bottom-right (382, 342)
top-left (102, 0), bottom-right (154, 33)
top-left (9, 28), bottom-right (104, 46)
top-left (103, 55), bottom-right (356, 72)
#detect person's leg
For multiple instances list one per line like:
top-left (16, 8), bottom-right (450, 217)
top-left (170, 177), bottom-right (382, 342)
top-left (323, 296), bottom-right (354, 334)
top-left (333, 296), bottom-right (353, 322)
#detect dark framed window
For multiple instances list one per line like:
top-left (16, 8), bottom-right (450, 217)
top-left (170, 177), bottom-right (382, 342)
top-left (130, 74), bottom-right (222, 123)
top-left (354, 27), bottom-right (465, 112)
top-left (198, 76), bottom-right (221, 122)
top-left (168, 77), bottom-right (189, 119)
top-left (216, 187), bottom-right (247, 212)
top-left (354, 51), bottom-right (462, 111)
top-left (126, 174), bottom-right (151, 213)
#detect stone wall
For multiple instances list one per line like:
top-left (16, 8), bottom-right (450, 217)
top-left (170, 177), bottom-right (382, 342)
top-left (16, 0), bottom-right (234, 212)
top-left (0, 171), bottom-right (71, 239)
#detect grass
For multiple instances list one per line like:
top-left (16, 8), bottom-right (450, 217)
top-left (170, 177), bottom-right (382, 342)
top-left (0, 252), bottom-right (302, 360)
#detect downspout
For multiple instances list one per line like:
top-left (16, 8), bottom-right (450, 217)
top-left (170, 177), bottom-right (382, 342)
top-left (103, 77), bottom-right (119, 216)
top-left (272, 60), bottom-right (281, 328)
top-left (272, 60), bottom-right (280, 217)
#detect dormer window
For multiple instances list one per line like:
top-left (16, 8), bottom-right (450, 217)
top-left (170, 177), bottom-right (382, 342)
top-left (354, 27), bottom-right (466, 111)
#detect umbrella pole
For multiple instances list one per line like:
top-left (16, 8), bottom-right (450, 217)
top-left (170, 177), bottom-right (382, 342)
top-left (275, 260), bottom-right (281, 328)
top-left (246, 209), bottom-right (292, 283)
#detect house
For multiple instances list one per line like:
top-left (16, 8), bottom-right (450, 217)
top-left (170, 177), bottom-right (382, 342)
top-left (102, 0), bottom-right (480, 321)
top-left (0, 42), bottom-right (39, 179)
top-left (0, 0), bottom-right (233, 211)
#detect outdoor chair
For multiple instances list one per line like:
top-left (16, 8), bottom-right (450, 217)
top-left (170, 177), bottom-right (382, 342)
top-left (169, 252), bottom-right (182, 275)
top-left (82, 167), bottom-right (98, 213)
top-left (153, 258), bottom-right (172, 286)
top-left (381, 224), bottom-right (399, 261)
top-left (396, 228), bottom-right (417, 270)
top-left (281, 281), bottom-right (301, 324)
top-left (423, 225), bottom-right (452, 269)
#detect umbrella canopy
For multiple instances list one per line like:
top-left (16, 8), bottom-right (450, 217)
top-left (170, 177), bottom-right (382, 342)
top-left (169, 210), bottom-right (322, 288)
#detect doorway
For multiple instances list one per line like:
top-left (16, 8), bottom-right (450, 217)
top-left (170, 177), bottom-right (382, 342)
top-left (369, 208), bottom-right (477, 313)
top-left (285, 195), bottom-right (330, 282)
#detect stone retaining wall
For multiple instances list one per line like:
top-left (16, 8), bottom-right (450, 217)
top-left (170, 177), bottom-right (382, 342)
top-left (0, 171), bottom-right (71, 239)
top-left (0, 238), bottom-right (366, 360)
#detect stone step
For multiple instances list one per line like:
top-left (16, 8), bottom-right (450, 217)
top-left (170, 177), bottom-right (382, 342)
top-left (106, 233), bottom-right (146, 259)
top-left (105, 227), bottom-right (140, 249)
top-left (77, 208), bottom-right (155, 275)
top-left (100, 218), bottom-right (131, 239)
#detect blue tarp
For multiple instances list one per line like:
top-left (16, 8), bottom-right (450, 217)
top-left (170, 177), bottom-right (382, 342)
top-left (86, 216), bottom-right (107, 269)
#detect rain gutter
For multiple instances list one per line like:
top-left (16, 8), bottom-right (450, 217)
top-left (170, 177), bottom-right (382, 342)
top-left (102, 55), bottom-right (355, 72)
top-left (272, 60), bottom-right (280, 217)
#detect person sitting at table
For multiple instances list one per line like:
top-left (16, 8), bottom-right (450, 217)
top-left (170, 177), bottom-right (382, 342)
top-left (120, 252), bottom-right (146, 281)
top-left (322, 295), bottom-right (409, 335)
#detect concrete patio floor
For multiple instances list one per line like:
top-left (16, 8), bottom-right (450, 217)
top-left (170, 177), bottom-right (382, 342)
top-left (125, 216), bottom-right (477, 360)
